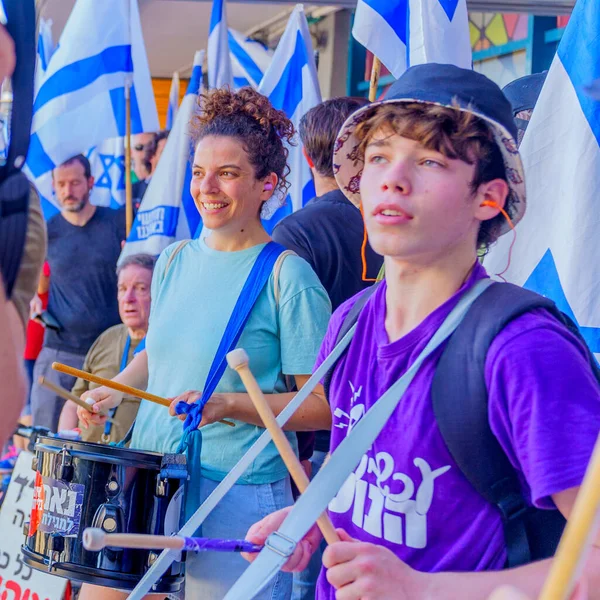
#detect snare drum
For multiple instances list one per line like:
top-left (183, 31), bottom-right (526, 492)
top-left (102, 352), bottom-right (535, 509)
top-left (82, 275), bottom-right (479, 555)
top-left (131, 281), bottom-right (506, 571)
top-left (22, 436), bottom-right (186, 592)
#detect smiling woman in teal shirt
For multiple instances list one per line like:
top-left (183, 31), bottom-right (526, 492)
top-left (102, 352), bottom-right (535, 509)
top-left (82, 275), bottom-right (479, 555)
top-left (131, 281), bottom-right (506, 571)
top-left (78, 88), bottom-right (332, 600)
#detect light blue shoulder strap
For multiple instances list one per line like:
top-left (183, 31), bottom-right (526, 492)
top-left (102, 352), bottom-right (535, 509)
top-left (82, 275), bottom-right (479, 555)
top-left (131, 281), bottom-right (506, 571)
top-left (224, 278), bottom-right (494, 600)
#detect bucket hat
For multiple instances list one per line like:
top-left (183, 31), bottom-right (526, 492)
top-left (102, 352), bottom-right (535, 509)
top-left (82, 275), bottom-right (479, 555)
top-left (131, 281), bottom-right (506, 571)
top-left (333, 63), bottom-right (526, 235)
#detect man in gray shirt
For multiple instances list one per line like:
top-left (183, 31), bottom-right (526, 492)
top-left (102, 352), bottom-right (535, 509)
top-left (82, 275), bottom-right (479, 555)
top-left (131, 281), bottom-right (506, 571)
top-left (30, 154), bottom-right (125, 431)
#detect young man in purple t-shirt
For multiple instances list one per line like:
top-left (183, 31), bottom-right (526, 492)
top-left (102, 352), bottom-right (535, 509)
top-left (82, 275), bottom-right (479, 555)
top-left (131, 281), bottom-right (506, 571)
top-left (244, 64), bottom-right (600, 598)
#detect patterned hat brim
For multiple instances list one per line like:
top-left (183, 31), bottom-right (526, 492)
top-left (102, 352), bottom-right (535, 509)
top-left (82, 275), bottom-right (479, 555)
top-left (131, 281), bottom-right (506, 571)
top-left (332, 98), bottom-right (526, 237)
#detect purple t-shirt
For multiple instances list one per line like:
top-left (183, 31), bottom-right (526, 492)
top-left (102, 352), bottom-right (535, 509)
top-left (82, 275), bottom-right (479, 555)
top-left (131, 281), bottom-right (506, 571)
top-left (315, 262), bottom-right (600, 599)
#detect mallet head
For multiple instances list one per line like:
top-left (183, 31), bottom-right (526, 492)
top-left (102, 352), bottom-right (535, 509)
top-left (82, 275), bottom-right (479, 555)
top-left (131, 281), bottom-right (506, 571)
top-left (83, 527), bottom-right (107, 551)
top-left (226, 349), bottom-right (250, 371)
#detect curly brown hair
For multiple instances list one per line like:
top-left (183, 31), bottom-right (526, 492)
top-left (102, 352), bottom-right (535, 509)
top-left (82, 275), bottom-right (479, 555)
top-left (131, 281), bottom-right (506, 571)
top-left (354, 102), bottom-right (514, 250)
top-left (191, 87), bottom-right (296, 197)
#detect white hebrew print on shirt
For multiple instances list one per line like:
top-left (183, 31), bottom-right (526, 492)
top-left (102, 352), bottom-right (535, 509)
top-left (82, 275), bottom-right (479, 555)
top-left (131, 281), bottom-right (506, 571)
top-left (330, 379), bottom-right (451, 549)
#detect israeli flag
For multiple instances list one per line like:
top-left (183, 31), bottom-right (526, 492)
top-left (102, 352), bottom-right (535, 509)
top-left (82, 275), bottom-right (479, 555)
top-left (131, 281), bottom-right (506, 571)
top-left (35, 18), bottom-right (55, 91)
top-left (229, 29), bottom-right (272, 90)
top-left (208, 0), bottom-right (233, 89)
top-left (167, 71), bottom-right (180, 129)
top-left (119, 51), bottom-right (205, 261)
top-left (258, 4), bottom-right (321, 231)
top-left (352, 0), bottom-right (471, 79)
top-left (485, 0), bottom-right (600, 355)
top-left (25, 0), bottom-right (158, 218)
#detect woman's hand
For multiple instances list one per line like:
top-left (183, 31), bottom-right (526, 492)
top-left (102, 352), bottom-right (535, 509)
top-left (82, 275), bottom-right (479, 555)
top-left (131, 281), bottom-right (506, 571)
top-left (168, 391), bottom-right (232, 427)
top-left (242, 506), bottom-right (323, 572)
top-left (78, 387), bottom-right (123, 428)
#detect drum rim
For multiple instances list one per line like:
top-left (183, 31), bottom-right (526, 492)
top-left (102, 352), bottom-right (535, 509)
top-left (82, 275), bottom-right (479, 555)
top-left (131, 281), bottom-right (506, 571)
top-left (21, 544), bottom-right (184, 592)
top-left (35, 436), bottom-right (166, 467)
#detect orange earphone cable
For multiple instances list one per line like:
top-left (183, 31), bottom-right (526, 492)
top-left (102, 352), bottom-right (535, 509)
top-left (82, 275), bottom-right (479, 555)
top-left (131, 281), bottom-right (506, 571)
top-left (359, 204), bottom-right (377, 283)
top-left (481, 200), bottom-right (517, 282)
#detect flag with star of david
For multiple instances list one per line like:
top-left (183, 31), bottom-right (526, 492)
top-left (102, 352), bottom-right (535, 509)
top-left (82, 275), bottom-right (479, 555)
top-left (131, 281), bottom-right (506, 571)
top-left (25, 0), bottom-right (158, 219)
top-left (352, 0), bottom-right (471, 79)
top-left (485, 0), bottom-right (600, 357)
top-left (86, 137), bottom-right (127, 209)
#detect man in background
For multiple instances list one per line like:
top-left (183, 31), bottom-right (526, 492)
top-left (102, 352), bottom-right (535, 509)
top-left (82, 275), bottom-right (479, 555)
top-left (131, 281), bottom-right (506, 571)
top-left (58, 254), bottom-right (155, 444)
top-left (30, 154), bottom-right (125, 432)
top-left (131, 132), bottom-right (155, 182)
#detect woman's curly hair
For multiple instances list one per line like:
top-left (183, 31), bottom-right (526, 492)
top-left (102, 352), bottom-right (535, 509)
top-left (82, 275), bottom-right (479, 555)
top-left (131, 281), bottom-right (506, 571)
top-left (191, 87), bottom-right (295, 196)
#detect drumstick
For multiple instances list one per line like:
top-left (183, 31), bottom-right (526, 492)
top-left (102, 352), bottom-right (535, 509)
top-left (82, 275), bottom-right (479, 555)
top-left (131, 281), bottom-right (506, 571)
top-left (83, 528), bottom-right (262, 553)
top-left (52, 362), bottom-right (235, 427)
top-left (38, 376), bottom-right (113, 420)
top-left (538, 433), bottom-right (600, 600)
top-left (226, 349), bottom-right (340, 545)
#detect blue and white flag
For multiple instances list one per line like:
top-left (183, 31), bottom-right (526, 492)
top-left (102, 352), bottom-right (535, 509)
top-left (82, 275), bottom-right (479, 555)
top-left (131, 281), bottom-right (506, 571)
top-left (352, 0), bottom-right (471, 79)
top-left (25, 0), bottom-right (158, 218)
top-left (485, 0), bottom-right (600, 355)
top-left (167, 71), bottom-right (180, 129)
top-left (208, 0), bottom-right (233, 89)
top-left (229, 29), bottom-right (272, 90)
top-left (258, 5), bottom-right (321, 231)
top-left (120, 51), bottom-right (205, 261)
top-left (35, 18), bottom-right (55, 91)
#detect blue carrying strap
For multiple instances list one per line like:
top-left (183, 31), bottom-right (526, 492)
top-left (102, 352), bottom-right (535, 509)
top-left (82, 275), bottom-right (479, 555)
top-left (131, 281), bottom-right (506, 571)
top-left (175, 242), bottom-right (286, 437)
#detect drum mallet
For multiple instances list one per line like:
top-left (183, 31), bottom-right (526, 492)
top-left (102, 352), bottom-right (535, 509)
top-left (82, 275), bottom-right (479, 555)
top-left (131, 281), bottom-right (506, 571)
top-left (83, 528), bottom-right (262, 554)
top-left (226, 348), bottom-right (340, 545)
top-left (38, 376), bottom-right (114, 421)
top-left (52, 362), bottom-right (235, 427)
top-left (536, 433), bottom-right (600, 600)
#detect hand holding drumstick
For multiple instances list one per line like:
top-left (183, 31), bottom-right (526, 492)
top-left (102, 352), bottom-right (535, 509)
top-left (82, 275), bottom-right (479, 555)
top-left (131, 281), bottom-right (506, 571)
top-left (226, 349), bottom-right (340, 545)
top-left (53, 362), bottom-right (235, 428)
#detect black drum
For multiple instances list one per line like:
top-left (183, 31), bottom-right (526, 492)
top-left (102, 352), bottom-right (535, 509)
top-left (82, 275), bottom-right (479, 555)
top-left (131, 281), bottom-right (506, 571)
top-left (22, 436), bottom-right (187, 592)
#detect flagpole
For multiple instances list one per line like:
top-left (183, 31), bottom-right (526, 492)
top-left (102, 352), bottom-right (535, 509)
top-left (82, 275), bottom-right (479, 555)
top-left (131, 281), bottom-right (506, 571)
top-left (369, 56), bottom-right (381, 102)
top-left (125, 81), bottom-right (133, 237)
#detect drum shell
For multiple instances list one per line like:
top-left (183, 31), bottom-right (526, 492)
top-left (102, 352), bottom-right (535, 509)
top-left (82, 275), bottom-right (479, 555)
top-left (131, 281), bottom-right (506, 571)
top-left (22, 437), bottom-right (185, 592)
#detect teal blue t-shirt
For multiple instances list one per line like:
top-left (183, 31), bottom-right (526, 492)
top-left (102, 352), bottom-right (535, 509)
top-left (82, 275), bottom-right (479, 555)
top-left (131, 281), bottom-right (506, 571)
top-left (130, 238), bottom-right (331, 484)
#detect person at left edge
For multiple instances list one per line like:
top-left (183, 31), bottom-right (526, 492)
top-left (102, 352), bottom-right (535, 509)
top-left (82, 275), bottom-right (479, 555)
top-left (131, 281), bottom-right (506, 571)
top-left (78, 87), bottom-right (332, 600)
top-left (29, 154), bottom-right (125, 432)
top-left (57, 253), bottom-right (155, 443)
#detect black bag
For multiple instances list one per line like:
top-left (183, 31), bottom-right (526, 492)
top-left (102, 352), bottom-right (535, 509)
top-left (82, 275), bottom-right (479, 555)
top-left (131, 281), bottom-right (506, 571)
top-left (0, 0), bottom-right (35, 298)
top-left (324, 281), bottom-right (600, 567)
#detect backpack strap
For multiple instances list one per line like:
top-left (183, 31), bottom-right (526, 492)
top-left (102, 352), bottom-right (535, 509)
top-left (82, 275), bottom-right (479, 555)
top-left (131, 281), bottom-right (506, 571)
top-left (2, 0), bottom-right (35, 182)
top-left (273, 249), bottom-right (296, 309)
top-left (161, 239), bottom-right (191, 284)
top-left (431, 281), bottom-right (576, 567)
top-left (0, 0), bottom-right (35, 297)
top-left (323, 282), bottom-right (381, 402)
top-left (271, 249), bottom-right (297, 392)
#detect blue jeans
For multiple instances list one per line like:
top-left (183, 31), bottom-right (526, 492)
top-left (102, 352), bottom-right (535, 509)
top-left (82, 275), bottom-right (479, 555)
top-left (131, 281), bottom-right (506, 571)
top-left (185, 476), bottom-right (293, 600)
top-left (291, 450), bottom-right (328, 600)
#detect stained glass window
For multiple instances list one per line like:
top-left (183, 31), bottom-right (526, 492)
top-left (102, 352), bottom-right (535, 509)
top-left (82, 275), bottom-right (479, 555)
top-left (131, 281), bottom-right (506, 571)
top-left (469, 13), bottom-right (529, 51)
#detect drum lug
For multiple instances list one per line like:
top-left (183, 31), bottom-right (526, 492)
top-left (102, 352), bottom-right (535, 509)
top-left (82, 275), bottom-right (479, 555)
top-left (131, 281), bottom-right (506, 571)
top-left (106, 479), bottom-right (120, 496)
top-left (31, 455), bottom-right (38, 472)
top-left (48, 535), bottom-right (65, 571)
top-left (22, 521), bottom-right (29, 537)
top-left (155, 477), bottom-right (169, 498)
top-left (147, 552), bottom-right (158, 567)
top-left (58, 446), bottom-right (74, 482)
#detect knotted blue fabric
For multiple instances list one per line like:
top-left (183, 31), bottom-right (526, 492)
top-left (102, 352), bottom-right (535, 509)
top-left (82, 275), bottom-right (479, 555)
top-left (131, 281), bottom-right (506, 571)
top-left (175, 242), bottom-right (286, 442)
